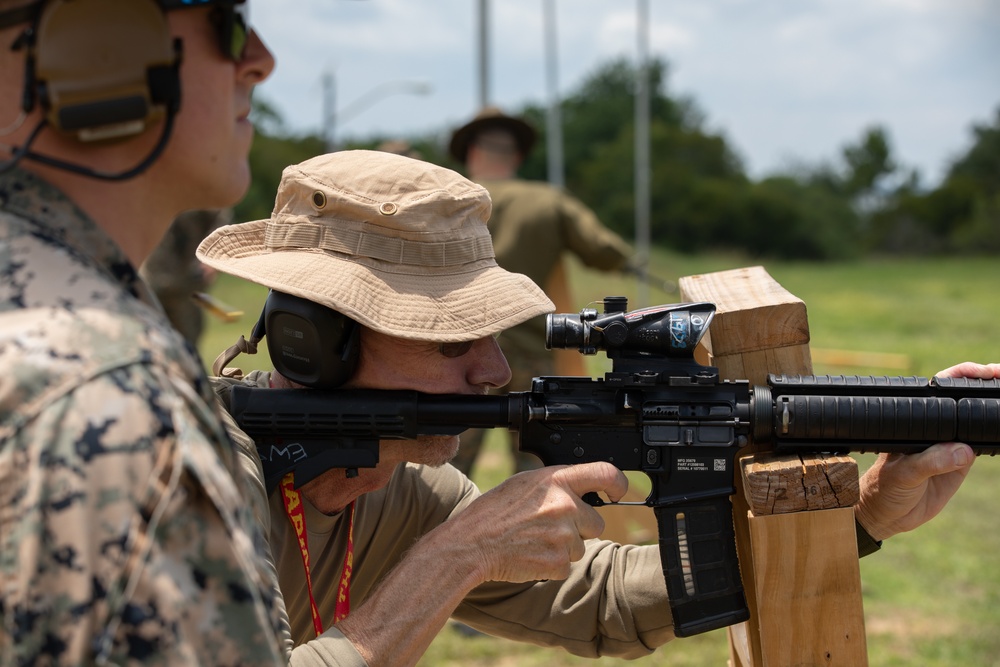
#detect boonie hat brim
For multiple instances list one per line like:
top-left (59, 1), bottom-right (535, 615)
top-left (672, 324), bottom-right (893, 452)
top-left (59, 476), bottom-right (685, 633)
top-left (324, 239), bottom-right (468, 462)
top-left (197, 151), bottom-right (553, 342)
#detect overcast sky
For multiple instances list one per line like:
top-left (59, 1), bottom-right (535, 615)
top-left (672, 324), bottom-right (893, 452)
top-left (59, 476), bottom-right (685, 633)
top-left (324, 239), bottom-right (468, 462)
top-left (252, 0), bottom-right (999, 188)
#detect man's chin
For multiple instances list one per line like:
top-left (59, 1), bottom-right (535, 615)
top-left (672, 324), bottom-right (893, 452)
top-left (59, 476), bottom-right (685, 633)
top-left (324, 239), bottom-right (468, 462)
top-left (419, 435), bottom-right (460, 468)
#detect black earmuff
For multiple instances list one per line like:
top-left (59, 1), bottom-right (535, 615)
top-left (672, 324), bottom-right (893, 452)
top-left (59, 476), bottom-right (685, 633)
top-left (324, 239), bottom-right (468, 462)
top-left (257, 290), bottom-right (361, 390)
top-left (30, 0), bottom-right (181, 142)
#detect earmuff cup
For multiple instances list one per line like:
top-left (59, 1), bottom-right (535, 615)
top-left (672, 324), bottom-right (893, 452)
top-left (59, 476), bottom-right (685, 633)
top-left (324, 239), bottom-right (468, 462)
top-left (32, 0), bottom-right (180, 142)
top-left (262, 291), bottom-right (360, 389)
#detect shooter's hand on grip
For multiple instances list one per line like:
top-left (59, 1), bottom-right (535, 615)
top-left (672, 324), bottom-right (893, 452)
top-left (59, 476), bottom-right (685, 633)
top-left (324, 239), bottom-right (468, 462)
top-left (454, 462), bottom-right (628, 583)
top-left (855, 362), bottom-right (999, 541)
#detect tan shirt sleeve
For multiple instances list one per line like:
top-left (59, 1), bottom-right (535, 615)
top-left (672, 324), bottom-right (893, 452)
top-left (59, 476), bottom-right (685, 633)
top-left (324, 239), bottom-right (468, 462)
top-left (556, 190), bottom-right (634, 272)
top-left (289, 628), bottom-right (369, 667)
top-left (454, 540), bottom-right (674, 658)
top-left (429, 467), bottom-right (675, 658)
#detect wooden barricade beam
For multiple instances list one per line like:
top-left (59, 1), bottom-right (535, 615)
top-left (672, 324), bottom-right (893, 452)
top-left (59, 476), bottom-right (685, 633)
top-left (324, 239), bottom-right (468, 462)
top-left (679, 266), bottom-right (868, 667)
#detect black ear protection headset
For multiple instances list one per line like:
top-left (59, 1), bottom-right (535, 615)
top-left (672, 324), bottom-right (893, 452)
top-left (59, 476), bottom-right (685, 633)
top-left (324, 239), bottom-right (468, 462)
top-left (0, 0), bottom-right (182, 180)
top-left (250, 290), bottom-right (361, 390)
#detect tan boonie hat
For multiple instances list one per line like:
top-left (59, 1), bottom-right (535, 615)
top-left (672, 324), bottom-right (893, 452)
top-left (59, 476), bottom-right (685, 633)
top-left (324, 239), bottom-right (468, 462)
top-left (196, 150), bottom-right (553, 342)
top-left (448, 106), bottom-right (537, 164)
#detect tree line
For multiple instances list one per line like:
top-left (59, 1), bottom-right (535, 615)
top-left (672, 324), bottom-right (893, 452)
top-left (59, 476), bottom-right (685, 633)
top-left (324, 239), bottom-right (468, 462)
top-left (239, 58), bottom-right (999, 261)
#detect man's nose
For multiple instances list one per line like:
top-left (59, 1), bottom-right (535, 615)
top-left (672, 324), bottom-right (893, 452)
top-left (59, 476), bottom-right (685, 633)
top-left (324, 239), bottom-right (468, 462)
top-left (470, 336), bottom-right (511, 388)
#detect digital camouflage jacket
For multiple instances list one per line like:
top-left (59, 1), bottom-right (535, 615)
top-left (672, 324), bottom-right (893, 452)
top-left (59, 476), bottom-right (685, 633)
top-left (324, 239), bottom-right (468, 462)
top-left (0, 168), bottom-right (286, 666)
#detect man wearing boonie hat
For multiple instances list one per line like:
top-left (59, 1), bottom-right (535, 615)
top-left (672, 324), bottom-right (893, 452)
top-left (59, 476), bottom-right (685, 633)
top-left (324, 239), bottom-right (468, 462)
top-left (447, 107), bottom-right (637, 478)
top-left (199, 149), bottom-right (986, 666)
top-left (198, 149), bottom-right (681, 664)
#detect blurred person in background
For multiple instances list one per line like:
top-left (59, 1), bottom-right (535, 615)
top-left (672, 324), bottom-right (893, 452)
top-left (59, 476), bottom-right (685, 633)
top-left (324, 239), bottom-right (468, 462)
top-left (141, 207), bottom-right (232, 346)
top-left (448, 106), bottom-right (636, 476)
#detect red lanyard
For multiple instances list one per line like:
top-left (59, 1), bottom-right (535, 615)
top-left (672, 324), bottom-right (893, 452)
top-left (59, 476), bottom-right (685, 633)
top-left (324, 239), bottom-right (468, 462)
top-left (280, 472), bottom-right (356, 637)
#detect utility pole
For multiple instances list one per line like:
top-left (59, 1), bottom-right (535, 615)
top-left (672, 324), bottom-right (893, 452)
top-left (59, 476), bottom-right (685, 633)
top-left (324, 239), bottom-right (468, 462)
top-left (634, 0), bottom-right (651, 307)
top-left (543, 0), bottom-right (564, 188)
top-left (322, 69), bottom-right (336, 153)
top-left (321, 71), bottom-right (431, 153)
top-left (478, 0), bottom-right (489, 108)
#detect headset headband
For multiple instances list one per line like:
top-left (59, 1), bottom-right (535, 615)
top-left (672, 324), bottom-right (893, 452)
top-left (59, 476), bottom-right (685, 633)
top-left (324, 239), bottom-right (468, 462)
top-left (0, 0), bottom-right (182, 180)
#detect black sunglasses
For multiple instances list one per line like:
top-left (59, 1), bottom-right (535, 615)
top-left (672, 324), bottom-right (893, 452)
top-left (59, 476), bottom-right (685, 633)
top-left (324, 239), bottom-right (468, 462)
top-left (161, 0), bottom-right (250, 62)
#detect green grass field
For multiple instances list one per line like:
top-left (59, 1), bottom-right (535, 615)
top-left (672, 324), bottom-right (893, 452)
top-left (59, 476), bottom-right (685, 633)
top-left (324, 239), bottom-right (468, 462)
top-left (199, 250), bottom-right (1000, 666)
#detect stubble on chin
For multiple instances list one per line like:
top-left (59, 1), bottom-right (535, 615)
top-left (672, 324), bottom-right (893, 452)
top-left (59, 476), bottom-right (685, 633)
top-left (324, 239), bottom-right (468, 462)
top-left (418, 435), bottom-right (461, 468)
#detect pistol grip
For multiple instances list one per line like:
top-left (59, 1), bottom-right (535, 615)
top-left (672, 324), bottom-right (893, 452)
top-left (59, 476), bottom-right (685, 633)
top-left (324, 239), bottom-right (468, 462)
top-left (654, 497), bottom-right (748, 637)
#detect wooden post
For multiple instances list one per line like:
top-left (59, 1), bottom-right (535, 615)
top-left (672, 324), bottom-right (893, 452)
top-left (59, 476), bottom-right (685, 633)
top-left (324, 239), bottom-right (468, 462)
top-left (679, 266), bottom-right (868, 667)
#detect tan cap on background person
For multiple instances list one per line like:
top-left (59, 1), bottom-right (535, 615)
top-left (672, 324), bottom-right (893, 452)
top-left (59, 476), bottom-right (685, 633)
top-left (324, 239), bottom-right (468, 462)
top-left (447, 106), bottom-right (537, 164)
top-left (196, 150), bottom-right (553, 342)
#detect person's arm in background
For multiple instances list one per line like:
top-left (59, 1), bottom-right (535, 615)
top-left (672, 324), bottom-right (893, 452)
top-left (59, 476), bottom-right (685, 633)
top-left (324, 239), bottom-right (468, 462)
top-left (557, 193), bottom-right (634, 272)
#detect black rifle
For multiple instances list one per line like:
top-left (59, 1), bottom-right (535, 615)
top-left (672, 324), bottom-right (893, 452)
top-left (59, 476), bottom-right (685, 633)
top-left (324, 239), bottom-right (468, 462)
top-left (229, 297), bottom-right (1000, 638)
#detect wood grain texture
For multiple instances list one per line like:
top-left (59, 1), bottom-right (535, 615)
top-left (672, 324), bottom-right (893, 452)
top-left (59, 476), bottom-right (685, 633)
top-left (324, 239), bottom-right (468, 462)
top-left (741, 454), bottom-right (859, 516)
top-left (681, 265), bottom-right (867, 667)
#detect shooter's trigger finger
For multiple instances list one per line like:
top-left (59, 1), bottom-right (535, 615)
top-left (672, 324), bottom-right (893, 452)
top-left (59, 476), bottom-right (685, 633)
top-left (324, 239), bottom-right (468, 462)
top-left (561, 461), bottom-right (629, 504)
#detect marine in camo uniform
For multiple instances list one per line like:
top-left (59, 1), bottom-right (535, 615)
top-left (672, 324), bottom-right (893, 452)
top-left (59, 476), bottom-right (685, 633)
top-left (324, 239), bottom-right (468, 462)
top-left (0, 2), bottom-right (290, 664)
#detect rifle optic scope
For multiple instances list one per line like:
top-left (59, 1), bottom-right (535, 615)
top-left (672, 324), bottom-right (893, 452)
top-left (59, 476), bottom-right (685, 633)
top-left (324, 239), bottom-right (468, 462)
top-left (545, 296), bottom-right (715, 357)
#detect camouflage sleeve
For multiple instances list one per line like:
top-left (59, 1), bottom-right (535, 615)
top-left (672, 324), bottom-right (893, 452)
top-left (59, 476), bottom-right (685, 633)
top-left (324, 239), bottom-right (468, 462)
top-left (0, 363), bottom-right (286, 666)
